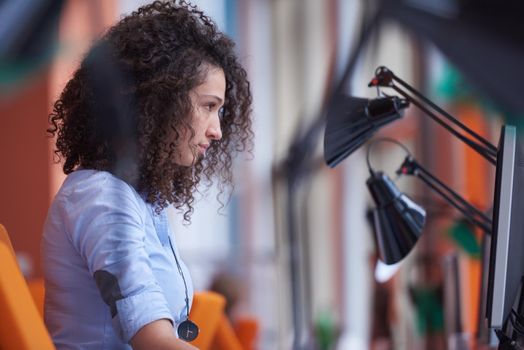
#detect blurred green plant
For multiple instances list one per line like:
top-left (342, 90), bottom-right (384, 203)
top-left (314, 310), bottom-right (338, 350)
top-left (447, 219), bottom-right (481, 259)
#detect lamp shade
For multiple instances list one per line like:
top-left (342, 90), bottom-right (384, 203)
top-left (367, 171), bottom-right (426, 264)
top-left (375, 260), bottom-right (401, 283)
top-left (323, 94), bottom-right (409, 168)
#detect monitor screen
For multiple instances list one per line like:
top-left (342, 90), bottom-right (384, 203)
top-left (486, 125), bottom-right (524, 330)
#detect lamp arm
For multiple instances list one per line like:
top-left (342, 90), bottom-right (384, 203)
top-left (392, 72), bottom-right (497, 155)
top-left (391, 85), bottom-right (497, 166)
top-left (416, 169), bottom-right (492, 234)
top-left (370, 66), bottom-right (498, 165)
top-left (398, 157), bottom-right (492, 234)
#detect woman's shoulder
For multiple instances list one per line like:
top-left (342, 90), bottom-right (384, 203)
top-left (45, 169), bottom-right (150, 245)
top-left (56, 169), bottom-right (146, 211)
top-left (61, 169), bottom-right (130, 191)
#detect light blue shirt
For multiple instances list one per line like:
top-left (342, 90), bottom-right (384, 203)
top-left (42, 169), bottom-right (193, 349)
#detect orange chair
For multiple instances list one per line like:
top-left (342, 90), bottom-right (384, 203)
top-left (0, 223), bottom-right (15, 255)
top-left (188, 291), bottom-right (226, 349)
top-left (1, 223), bottom-right (46, 318)
top-left (212, 314), bottom-right (244, 350)
top-left (0, 238), bottom-right (55, 349)
top-left (234, 317), bottom-right (259, 350)
top-left (28, 278), bottom-right (46, 318)
top-left (189, 291), bottom-right (244, 350)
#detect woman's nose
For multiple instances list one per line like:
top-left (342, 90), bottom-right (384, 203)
top-left (206, 117), bottom-right (222, 140)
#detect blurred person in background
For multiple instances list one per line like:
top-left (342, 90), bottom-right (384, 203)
top-left (42, 1), bottom-right (252, 349)
top-left (209, 271), bottom-right (245, 320)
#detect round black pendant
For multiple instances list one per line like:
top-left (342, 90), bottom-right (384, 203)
top-left (177, 319), bottom-right (199, 342)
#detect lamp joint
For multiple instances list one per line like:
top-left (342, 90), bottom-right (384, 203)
top-left (368, 66), bottom-right (394, 87)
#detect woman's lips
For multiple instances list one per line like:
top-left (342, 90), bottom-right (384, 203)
top-left (198, 144), bottom-right (209, 155)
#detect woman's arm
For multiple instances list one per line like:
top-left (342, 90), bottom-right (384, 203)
top-left (130, 319), bottom-right (198, 350)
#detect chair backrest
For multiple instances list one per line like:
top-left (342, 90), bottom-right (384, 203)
top-left (188, 291), bottom-right (226, 349)
top-left (28, 278), bottom-right (45, 318)
top-left (0, 223), bottom-right (15, 256)
top-left (213, 314), bottom-right (243, 350)
top-left (0, 239), bottom-right (55, 349)
top-left (234, 317), bottom-right (259, 350)
top-left (1, 223), bottom-right (46, 318)
top-left (188, 291), bottom-right (244, 350)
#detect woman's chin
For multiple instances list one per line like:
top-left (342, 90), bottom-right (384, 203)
top-left (179, 155), bottom-right (204, 167)
top-left (172, 149), bottom-right (206, 167)
top-left (194, 153), bottom-right (205, 164)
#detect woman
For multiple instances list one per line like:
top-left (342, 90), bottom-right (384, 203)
top-left (42, 1), bottom-right (252, 349)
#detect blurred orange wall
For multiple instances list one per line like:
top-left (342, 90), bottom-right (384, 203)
top-left (0, 0), bottom-right (116, 278)
top-left (0, 72), bottom-right (52, 278)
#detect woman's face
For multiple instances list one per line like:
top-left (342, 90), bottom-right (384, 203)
top-left (174, 66), bottom-right (225, 166)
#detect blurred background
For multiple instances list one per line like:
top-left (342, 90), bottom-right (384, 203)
top-left (1, 0), bottom-right (523, 349)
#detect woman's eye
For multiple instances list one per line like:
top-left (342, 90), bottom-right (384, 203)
top-left (205, 103), bottom-right (216, 111)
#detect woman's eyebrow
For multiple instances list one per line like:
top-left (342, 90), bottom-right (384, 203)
top-left (198, 94), bottom-right (224, 104)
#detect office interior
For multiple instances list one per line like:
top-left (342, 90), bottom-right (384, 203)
top-left (1, 0), bottom-right (523, 349)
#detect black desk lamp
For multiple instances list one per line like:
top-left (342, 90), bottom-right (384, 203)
top-left (324, 66), bottom-right (497, 263)
top-left (324, 66), bottom-right (524, 347)
top-left (364, 139), bottom-right (427, 265)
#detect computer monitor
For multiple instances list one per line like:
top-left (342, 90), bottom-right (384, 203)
top-left (486, 125), bottom-right (524, 330)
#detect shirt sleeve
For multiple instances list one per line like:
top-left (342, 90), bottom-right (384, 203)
top-left (67, 175), bottom-right (174, 343)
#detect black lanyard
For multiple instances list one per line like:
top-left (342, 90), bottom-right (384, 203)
top-left (168, 236), bottom-right (199, 342)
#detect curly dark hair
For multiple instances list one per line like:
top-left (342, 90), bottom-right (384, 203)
top-left (48, 0), bottom-right (253, 222)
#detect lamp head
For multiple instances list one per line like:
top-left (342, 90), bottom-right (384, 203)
top-left (368, 66), bottom-right (395, 88)
top-left (324, 94), bottom-right (409, 168)
top-left (367, 170), bottom-right (426, 264)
